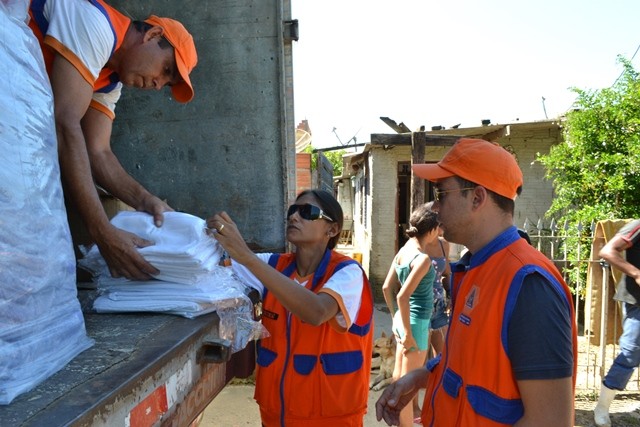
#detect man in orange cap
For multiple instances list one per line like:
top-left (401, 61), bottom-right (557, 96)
top-left (376, 138), bottom-right (577, 426)
top-left (28, 0), bottom-right (198, 280)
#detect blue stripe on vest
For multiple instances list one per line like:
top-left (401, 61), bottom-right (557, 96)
top-left (267, 253), bottom-right (280, 269)
top-left (311, 249), bottom-right (332, 291)
top-left (348, 321), bottom-right (370, 336)
top-left (266, 251), bottom-right (373, 336)
top-left (87, 0), bottom-right (117, 57)
top-left (95, 73), bottom-right (120, 93)
top-left (30, 0), bottom-right (50, 34)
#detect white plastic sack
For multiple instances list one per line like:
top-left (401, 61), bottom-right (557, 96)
top-left (0, 0), bottom-right (93, 405)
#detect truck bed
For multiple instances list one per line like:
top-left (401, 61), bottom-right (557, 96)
top-left (0, 289), bottom-right (255, 427)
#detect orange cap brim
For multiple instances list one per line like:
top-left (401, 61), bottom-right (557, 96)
top-left (411, 163), bottom-right (455, 182)
top-left (171, 56), bottom-right (193, 103)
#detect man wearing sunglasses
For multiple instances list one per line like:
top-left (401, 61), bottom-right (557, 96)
top-left (376, 138), bottom-right (577, 426)
top-left (208, 189), bottom-right (374, 426)
top-left (28, 0), bottom-right (197, 280)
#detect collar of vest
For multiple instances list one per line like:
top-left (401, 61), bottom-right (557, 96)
top-left (270, 249), bottom-right (334, 291)
top-left (453, 226), bottom-right (521, 271)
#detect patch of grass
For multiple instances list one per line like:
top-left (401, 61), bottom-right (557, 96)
top-left (575, 390), bottom-right (598, 401)
top-left (229, 374), bottom-right (256, 385)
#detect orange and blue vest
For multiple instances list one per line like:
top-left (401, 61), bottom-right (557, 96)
top-left (29, 0), bottom-right (130, 118)
top-left (255, 250), bottom-right (374, 427)
top-left (422, 227), bottom-right (577, 426)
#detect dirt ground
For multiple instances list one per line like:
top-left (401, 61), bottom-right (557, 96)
top-left (201, 377), bottom-right (390, 426)
top-left (200, 304), bottom-right (640, 426)
top-left (575, 391), bottom-right (640, 427)
top-left (202, 381), bottom-right (640, 426)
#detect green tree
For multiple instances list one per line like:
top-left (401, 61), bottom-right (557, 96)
top-left (303, 146), bottom-right (345, 176)
top-left (538, 56), bottom-right (640, 292)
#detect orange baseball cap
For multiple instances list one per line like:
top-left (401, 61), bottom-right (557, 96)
top-left (145, 15), bottom-right (198, 103)
top-left (412, 138), bottom-right (523, 200)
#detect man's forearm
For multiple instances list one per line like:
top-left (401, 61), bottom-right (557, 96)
top-left (89, 148), bottom-right (153, 210)
top-left (81, 107), bottom-right (156, 211)
top-left (51, 54), bottom-right (113, 241)
top-left (57, 126), bottom-right (113, 241)
top-left (600, 237), bottom-right (640, 282)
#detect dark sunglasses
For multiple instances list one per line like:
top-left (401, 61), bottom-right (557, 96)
top-left (432, 186), bottom-right (473, 202)
top-left (287, 203), bottom-right (334, 222)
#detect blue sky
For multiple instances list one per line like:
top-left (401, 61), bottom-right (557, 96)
top-left (291, 0), bottom-right (640, 148)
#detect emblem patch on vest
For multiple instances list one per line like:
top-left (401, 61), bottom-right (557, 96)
top-left (261, 309), bottom-right (279, 320)
top-left (458, 285), bottom-right (479, 326)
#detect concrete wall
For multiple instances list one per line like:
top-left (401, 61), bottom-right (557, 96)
top-left (367, 145), bottom-right (405, 299)
top-left (108, 0), bottom-right (294, 252)
top-left (335, 179), bottom-right (354, 222)
top-left (500, 126), bottom-right (560, 225)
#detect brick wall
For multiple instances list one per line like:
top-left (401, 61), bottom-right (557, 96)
top-left (296, 153), bottom-right (312, 194)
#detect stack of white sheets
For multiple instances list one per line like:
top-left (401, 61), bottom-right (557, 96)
top-left (79, 211), bottom-right (250, 319)
top-left (80, 211), bottom-right (224, 284)
top-left (92, 267), bottom-right (250, 318)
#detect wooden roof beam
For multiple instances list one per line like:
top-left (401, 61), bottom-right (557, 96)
top-left (371, 133), bottom-right (460, 146)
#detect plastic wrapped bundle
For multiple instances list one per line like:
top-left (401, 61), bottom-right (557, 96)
top-left (0, 0), bottom-right (94, 405)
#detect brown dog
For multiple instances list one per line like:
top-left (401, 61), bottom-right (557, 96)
top-left (370, 331), bottom-right (396, 391)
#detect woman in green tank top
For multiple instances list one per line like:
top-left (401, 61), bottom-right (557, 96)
top-left (382, 203), bottom-right (439, 427)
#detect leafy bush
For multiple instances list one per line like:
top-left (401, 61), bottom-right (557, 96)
top-left (538, 56), bottom-right (640, 292)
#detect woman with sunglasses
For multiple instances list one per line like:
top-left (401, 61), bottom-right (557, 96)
top-left (381, 203), bottom-right (439, 427)
top-left (207, 189), bottom-right (374, 427)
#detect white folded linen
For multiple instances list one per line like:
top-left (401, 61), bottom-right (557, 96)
top-left (79, 211), bottom-right (223, 284)
top-left (93, 266), bottom-right (254, 319)
top-left (84, 212), bottom-right (268, 350)
top-left (82, 212), bottom-right (251, 316)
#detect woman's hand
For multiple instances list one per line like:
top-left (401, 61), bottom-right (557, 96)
top-left (206, 211), bottom-right (255, 265)
top-left (400, 334), bottom-right (418, 355)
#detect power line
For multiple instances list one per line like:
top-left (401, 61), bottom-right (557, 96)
top-left (611, 43), bottom-right (640, 86)
top-left (563, 42), bottom-right (640, 115)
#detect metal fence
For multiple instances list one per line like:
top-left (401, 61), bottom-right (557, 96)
top-left (521, 218), bottom-right (637, 392)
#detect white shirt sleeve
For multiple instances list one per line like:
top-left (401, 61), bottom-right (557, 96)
top-left (92, 83), bottom-right (122, 113)
top-left (43, 0), bottom-right (114, 81)
top-left (42, 0), bottom-right (120, 116)
top-left (321, 263), bottom-right (364, 329)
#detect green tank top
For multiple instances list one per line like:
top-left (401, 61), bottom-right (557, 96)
top-left (394, 253), bottom-right (435, 320)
